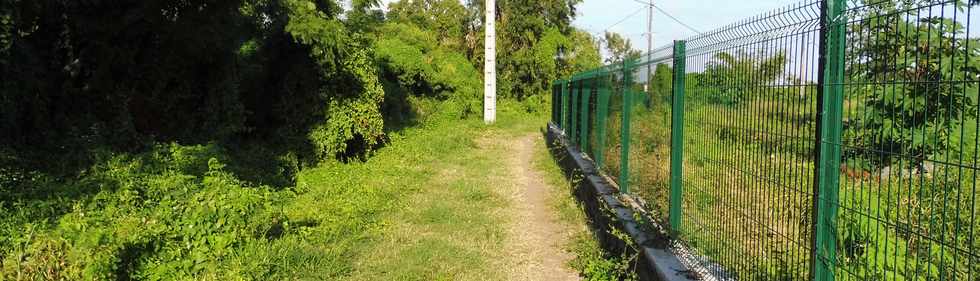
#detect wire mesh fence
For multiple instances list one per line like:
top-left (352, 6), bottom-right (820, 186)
top-left (833, 0), bottom-right (979, 280)
top-left (550, 0), bottom-right (979, 280)
top-left (681, 1), bottom-right (822, 279)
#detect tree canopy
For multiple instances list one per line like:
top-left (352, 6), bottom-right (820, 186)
top-left (603, 31), bottom-right (642, 64)
top-left (843, 0), bottom-right (980, 167)
top-left (0, 0), bottom-right (600, 163)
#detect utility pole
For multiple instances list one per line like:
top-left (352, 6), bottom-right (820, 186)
top-left (484, 0), bottom-right (496, 124)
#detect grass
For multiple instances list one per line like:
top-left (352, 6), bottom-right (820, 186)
top-left (568, 83), bottom-right (980, 280)
top-left (534, 116), bottom-right (639, 281)
top-left (0, 97), bottom-right (627, 280)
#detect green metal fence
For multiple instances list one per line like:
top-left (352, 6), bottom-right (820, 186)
top-left (550, 0), bottom-right (979, 280)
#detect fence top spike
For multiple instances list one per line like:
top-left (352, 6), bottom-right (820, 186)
top-left (807, 1), bottom-right (820, 17)
top-left (790, 5), bottom-right (804, 21)
top-left (743, 22), bottom-right (757, 35)
top-left (779, 8), bottom-right (795, 26)
top-left (765, 13), bottom-right (780, 29)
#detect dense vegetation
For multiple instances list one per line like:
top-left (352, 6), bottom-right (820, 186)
top-left (0, 0), bottom-right (610, 279)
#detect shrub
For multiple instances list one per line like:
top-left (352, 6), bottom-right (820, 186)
top-left (1, 144), bottom-right (290, 280)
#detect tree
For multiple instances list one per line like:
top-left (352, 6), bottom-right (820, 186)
top-left (372, 22), bottom-right (482, 120)
top-left (0, 0), bottom-right (394, 162)
top-left (471, 0), bottom-right (590, 100)
top-left (282, 0), bottom-right (387, 161)
top-left (564, 29), bottom-right (603, 75)
top-left (701, 51), bottom-right (787, 106)
top-left (603, 31), bottom-right (641, 64)
top-left (844, 0), bottom-right (980, 167)
top-left (0, 0), bottom-right (251, 147)
top-left (387, 0), bottom-right (468, 52)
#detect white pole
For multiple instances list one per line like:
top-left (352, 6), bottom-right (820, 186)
top-left (483, 0), bottom-right (496, 124)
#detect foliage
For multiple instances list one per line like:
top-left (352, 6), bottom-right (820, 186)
top-left (603, 31), bottom-right (641, 64)
top-left (566, 29), bottom-right (605, 73)
top-left (345, 0), bottom-right (385, 33)
top-left (644, 63), bottom-right (673, 108)
top-left (387, 0), bottom-right (468, 51)
top-left (0, 4), bottom-right (10, 63)
top-left (0, 144), bottom-right (290, 280)
top-left (306, 49), bottom-right (387, 161)
top-left (372, 22), bottom-right (482, 119)
top-left (843, 1), bottom-right (980, 167)
top-left (0, 0), bottom-right (602, 279)
top-left (0, 0), bottom-right (250, 148)
top-left (701, 51), bottom-right (787, 106)
top-left (490, 0), bottom-right (591, 100)
top-left (282, 0), bottom-right (388, 161)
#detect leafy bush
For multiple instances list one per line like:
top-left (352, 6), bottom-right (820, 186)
top-left (567, 232), bottom-right (638, 281)
top-left (306, 48), bottom-right (387, 161)
top-left (700, 51), bottom-right (787, 106)
top-left (284, 0), bottom-right (387, 160)
top-left (373, 23), bottom-right (482, 118)
top-left (843, 5), bottom-right (980, 168)
top-left (0, 144), bottom-right (290, 280)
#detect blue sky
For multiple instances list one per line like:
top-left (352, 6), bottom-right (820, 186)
top-left (374, 0), bottom-right (803, 50)
top-left (373, 0), bottom-right (979, 54)
top-left (573, 0), bottom-right (801, 51)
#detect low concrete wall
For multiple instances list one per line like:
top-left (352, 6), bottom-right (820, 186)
top-left (545, 123), bottom-right (697, 281)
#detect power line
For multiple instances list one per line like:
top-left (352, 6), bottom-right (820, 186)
top-left (630, 0), bottom-right (703, 36)
top-left (592, 8), bottom-right (645, 37)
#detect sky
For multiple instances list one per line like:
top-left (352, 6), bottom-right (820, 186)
top-left (372, 0), bottom-right (979, 56)
top-left (573, 0), bottom-right (801, 51)
top-left (372, 0), bottom-right (804, 50)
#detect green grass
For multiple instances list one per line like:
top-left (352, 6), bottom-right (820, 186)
top-left (0, 93), bottom-right (652, 280)
top-left (533, 119), bottom-right (639, 281)
top-left (0, 98), bottom-right (622, 280)
top-left (574, 88), bottom-right (980, 280)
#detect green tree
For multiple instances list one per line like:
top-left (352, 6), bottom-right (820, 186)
top-left (345, 0), bottom-right (385, 33)
top-left (282, 0), bottom-right (387, 161)
top-left (564, 29), bottom-right (604, 75)
top-left (387, 0), bottom-right (468, 52)
top-left (0, 0), bottom-right (251, 147)
top-left (646, 63), bottom-right (672, 107)
top-left (478, 0), bottom-right (589, 100)
top-left (701, 51), bottom-right (787, 106)
top-left (602, 31), bottom-right (641, 64)
top-left (844, 0), bottom-right (980, 167)
top-left (372, 22), bottom-right (482, 120)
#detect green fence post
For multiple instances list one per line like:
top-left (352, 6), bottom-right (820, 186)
top-left (553, 80), bottom-right (561, 125)
top-left (595, 77), bottom-right (609, 169)
top-left (560, 79), bottom-right (567, 128)
top-left (620, 59), bottom-right (634, 194)
top-left (562, 80), bottom-right (570, 131)
top-left (669, 40), bottom-right (686, 234)
top-left (570, 80), bottom-right (578, 144)
top-left (551, 81), bottom-right (556, 125)
top-left (812, 0), bottom-right (845, 280)
top-left (580, 79), bottom-right (591, 152)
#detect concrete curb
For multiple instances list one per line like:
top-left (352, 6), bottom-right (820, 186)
top-left (545, 123), bottom-right (698, 281)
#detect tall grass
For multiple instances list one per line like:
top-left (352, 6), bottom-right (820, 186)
top-left (608, 85), bottom-right (980, 280)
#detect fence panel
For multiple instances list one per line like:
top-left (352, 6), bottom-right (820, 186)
top-left (677, 1), bottom-right (822, 279)
top-left (830, 1), bottom-right (980, 280)
top-left (627, 46), bottom-right (676, 223)
top-left (550, 1), bottom-right (979, 280)
top-left (589, 76), bottom-right (610, 168)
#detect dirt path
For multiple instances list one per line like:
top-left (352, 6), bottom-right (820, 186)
top-left (498, 133), bottom-right (580, 281)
